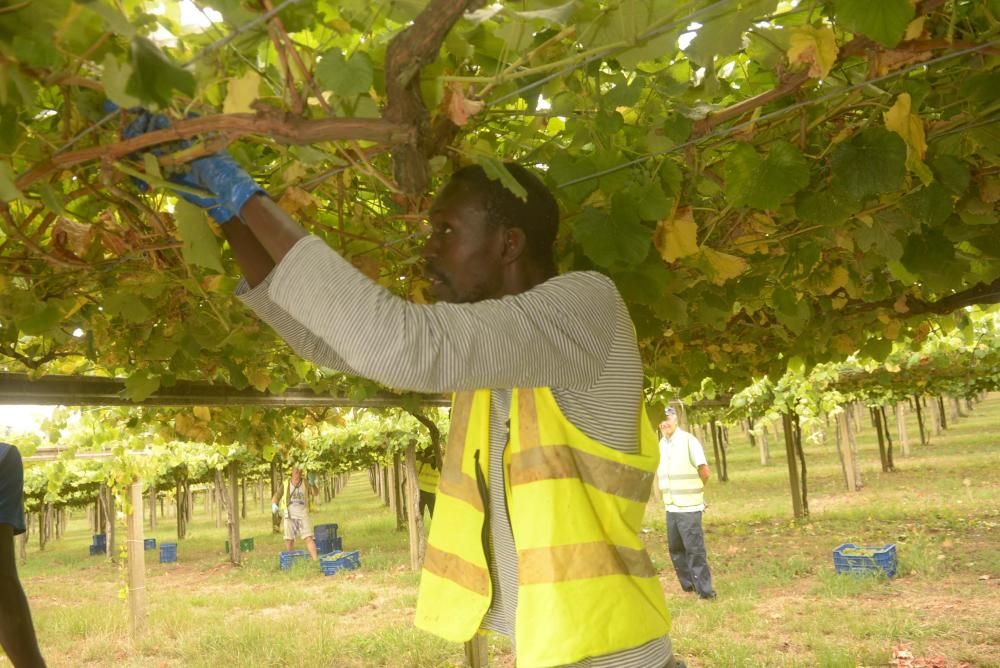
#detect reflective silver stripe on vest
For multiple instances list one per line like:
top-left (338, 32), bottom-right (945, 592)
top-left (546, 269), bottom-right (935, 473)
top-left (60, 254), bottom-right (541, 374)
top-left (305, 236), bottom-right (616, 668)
top-left (509, 445), bottom-right (653, 503)
top-left (438, 392), bottom-right (483, 512)
top-left (423, 545), bottom-right (491, 596)
top-left (518, 541), bottom-right (657, 585)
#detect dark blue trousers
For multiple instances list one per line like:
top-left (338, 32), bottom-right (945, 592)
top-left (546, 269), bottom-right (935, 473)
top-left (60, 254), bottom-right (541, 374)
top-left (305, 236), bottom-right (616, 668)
top-left (666, 510), bottom-right (714, 597)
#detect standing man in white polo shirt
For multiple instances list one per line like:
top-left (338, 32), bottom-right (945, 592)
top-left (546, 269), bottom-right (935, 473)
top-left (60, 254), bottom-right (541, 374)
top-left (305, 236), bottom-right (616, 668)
top-left (657, 407), bottom-right (717, 600)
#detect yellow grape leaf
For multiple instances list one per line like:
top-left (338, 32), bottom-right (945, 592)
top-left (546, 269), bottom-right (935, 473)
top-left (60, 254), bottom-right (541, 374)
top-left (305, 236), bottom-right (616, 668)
top-left (904, 16), bottom-right (926, 41)
top-left (410, 279), bottom-right (430, 304)
top-left (277, 186), bottom-right (319, 218)
top-left (282, 162), bottom-right (307, 186)
top-left (174, 412), bottom-right (194, 438)
top-left (193, 406), bottom-right (211, 422)
top-left (885, 319), bottom-right (902, 340)
top-left (247, 368), bottom-right (271, 392)
top-left (821, 265), bottom-right (850, 295)
top-left (832, 334), bottom-right (856, 355)
top-left (831, 294), bottom-right (848, 310)
top-left (653, 208), bottom-right (699, 263)
top-left (201, 274), bottom-right (224, 292)
top-left (223, 71), bottom-right (261, 114)
top-left (883, 93), bottom-right (927, 162)
top-left (700, 247), bottom-right (748, 285)
top-left (787, 25), bottom-right (839, 79)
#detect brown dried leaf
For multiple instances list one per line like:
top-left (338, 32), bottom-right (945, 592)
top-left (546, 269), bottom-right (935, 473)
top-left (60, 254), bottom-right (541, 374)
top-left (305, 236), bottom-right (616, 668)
top-left (52, 218), bottom-right (95, 257)
top-left (99, 228), bottom-right (130, 256)
top-left (445, 84), bottom-right (484, 127)
top-left (876, 49), bottom-right (932, 76)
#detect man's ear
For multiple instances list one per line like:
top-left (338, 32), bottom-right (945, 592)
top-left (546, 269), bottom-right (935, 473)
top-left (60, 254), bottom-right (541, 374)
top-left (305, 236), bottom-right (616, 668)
top-left (502, 227), bottom-right (527, 263)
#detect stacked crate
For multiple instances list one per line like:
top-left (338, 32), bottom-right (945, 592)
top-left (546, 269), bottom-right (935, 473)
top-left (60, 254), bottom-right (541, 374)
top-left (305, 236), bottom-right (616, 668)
top-left (313, 523), bottom-right (341, 555)
top-left (88, 533), bottom-right (106, 556)
top-left (159, 542), bottom-right (178, 563)
top-left (144, 538), bottom-right (157, 551)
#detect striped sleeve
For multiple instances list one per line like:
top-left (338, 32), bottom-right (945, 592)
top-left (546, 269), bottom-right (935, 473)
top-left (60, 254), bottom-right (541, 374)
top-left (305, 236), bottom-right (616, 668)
top-left (235, 275), bottom-right (359, 375)
top-left (262, 235), bottom-right (620, 394)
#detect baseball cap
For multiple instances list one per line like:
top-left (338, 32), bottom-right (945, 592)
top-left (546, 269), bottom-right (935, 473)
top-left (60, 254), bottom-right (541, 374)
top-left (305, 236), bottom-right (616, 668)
top-left (664, 406), bottom-right (677, 417)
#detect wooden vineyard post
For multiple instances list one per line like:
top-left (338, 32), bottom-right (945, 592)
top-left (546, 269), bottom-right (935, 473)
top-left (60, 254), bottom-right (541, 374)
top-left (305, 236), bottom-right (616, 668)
top-left (464, 631), bottom-right (489, 667)
top-left (226, 463), bottom-right (241, 566)
top-left (395, 454), bottom-right (407, 530)
top-left (126, 480), bottom-right (147, 641)
top-left (782, 412), bottom-right (804, 519)
top-left (758, 420), bottom-right (770, 466)
top-left (896, 403), bottom-right (910, 457)
top-left (148, 482), bottom-right (157, 531)
top-left (835, 411), bottom-right (858, 491)
top-left (387, 457), bottom-right (401, 528)
top-left (404, 443), bottom-right (426, 571)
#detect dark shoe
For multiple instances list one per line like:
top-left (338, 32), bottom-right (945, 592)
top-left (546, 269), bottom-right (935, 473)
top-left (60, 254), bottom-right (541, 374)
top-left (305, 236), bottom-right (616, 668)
top-left (681, 586), bottom-right (695, 593)
top-left (698, 591), bottom-right (717, 600)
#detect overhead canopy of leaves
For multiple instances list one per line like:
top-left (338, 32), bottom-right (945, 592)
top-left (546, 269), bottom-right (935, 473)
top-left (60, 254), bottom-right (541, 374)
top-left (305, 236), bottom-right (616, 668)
top-left (0, 0), bottom-right (998, 401)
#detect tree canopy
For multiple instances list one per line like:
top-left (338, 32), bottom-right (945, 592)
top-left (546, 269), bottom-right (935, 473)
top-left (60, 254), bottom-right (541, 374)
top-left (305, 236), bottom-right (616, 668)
top-left (1, 0), bottom-right (998, 397)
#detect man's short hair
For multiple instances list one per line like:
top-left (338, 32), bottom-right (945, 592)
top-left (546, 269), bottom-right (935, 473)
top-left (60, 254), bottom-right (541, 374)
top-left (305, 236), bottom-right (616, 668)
top-left (448, 163), bottom-right (559, 268)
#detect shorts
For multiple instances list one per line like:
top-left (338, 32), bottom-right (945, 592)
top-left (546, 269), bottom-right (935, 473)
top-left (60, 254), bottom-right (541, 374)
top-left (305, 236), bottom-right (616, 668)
top-left (283, 515), bottom-right (312, 541)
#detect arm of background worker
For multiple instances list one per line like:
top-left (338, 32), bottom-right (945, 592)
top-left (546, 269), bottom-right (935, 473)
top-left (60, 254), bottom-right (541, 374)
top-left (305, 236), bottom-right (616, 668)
top-left (0, 525), bottom-right (46, 668)
top-left (697, 464), bottom-right (711, 483)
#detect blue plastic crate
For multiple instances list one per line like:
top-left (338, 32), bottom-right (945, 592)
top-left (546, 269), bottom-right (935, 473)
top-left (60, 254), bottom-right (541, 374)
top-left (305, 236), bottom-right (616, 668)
top-left (315, 538), bottom-right (333, 555)
top-left (319, 550), bottom-right (361, 576)
top-left (279, 550), bottom-right (310, 571)
top-left (833, 543), bottom-right (896, 578)
top-left (159, 542), bottom-right (178, 564)
top-left (92, 533), bottom-right (107, 547)
top-left (333, 536), bottom-right (343, 552)
top-left (314, 523), bottom-right (338, 542)
top-left (144, 538), bottom-right (157, 551)
top-left (88, 544), bottom-right (106, 556)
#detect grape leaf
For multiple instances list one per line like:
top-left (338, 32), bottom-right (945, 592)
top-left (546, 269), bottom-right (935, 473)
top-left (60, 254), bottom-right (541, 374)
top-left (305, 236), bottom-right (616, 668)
top-left (834, 0), bottom-right (914, 48)
top-left (316, 50), bottom-right (374, 98)
top-left (125, 37), bottom-right (196, 110)
top-left (831, 128), bottom-right (906, 200)
top-left (725, 141), bottom-right (809, 210)
top-left (175, 200), bottom-right (225, 273)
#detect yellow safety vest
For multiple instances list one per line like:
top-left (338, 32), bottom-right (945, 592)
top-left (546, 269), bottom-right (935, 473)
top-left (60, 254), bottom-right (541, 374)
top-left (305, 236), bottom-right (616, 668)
top-left (417, 462), bottom-right (440, 494)
top-left (414, 388), bottom-right (671, 667)
top-left (660, 431), bottom-right (704, 508)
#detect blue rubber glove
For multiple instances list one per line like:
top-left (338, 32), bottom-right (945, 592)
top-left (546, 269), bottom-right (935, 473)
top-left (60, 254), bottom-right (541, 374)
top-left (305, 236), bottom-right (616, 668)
top-left (119, 109), bottom-right (265, 223)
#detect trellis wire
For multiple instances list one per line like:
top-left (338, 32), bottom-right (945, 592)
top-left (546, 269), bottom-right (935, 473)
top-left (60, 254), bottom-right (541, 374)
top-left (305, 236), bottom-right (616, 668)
top-left (555, 40), bottom-right (1000, 189)
top-left (52, 0), bottom-right (305, 155)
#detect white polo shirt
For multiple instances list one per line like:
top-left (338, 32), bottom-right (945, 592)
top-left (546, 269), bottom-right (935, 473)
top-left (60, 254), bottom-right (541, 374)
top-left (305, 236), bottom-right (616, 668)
top-left (657, 427), bottom-right (708, 513)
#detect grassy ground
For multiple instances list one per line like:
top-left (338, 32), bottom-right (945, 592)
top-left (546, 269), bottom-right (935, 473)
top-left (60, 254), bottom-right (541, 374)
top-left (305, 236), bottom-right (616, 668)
top-left (13, 395), bottom-right (1000, 667)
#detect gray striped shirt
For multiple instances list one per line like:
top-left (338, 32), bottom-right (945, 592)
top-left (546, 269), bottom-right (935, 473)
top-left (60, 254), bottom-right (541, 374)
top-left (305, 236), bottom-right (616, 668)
top-left (238, 235), bottom-right (671, 667)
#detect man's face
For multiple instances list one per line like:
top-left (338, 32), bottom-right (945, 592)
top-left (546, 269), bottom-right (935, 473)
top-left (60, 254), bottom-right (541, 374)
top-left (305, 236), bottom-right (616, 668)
top-left (421, 182), bottom-right (507, 304)
top-left (659, 414), bottom-right (678, 438)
